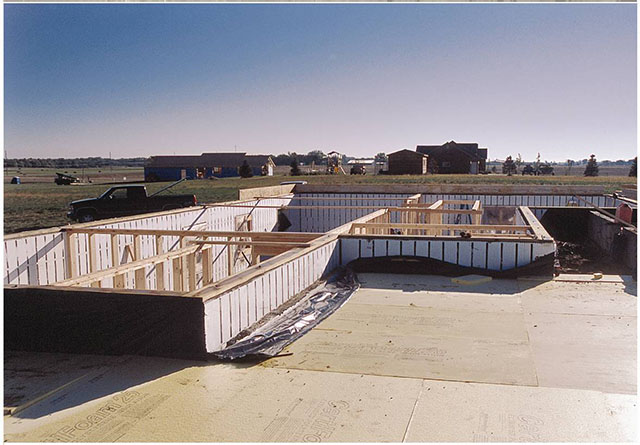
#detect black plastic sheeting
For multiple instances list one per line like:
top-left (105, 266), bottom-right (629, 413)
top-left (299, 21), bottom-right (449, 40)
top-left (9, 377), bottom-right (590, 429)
top-left (212, 267), bottom-right (359, 360)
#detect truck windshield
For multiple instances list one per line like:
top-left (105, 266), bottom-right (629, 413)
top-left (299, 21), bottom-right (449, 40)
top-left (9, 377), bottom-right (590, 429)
top-left (98, 189), bottom-right (114, 199)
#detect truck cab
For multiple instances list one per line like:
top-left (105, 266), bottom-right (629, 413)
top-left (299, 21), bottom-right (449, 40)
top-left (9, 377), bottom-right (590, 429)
top-left (67, 184), bottom-right (197, 223)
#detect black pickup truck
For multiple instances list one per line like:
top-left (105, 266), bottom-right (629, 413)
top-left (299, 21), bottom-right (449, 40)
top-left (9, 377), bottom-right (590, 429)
top-left (67, 185), bottom-right (197, 223)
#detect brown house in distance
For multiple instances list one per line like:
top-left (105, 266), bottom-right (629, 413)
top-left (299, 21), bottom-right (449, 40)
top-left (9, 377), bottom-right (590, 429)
top-left (387, 149), bottom-right (429, 175)
top-left (416, 141), bottom-right (488, 174)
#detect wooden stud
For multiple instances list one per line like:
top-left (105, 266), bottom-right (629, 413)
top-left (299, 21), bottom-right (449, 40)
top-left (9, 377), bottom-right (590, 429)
top-left (133, 234), bottom-right (141, 261)
top-left (135, 267), bottom-right (146, 290)
top-left (202, 246), bottom-right (213, 286)
top-left (53, 244), bottom-right (199, 287)
top-left (172, 257), bottom-right (183, 292)
top-left (227, 236), bottom-right (233, 277)
top-left (187, 252), bottom-right (196, 291)
top-left (87, 234), bottom-right (100, 288)
top-left (64, 231), bottom-right (78, 279)
top-left (155, 235), bottom-right (165, 291)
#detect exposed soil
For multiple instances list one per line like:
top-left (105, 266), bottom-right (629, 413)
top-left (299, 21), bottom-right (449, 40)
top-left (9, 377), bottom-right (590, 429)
top-left (554, 239), bottom-right (633, 275)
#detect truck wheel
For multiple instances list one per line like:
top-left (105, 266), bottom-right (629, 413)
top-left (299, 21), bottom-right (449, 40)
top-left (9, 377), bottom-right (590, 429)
top-left (79, 212), bottom-right (95, 223)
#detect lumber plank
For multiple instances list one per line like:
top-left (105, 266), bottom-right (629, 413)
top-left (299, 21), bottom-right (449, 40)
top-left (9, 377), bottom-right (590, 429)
top-left (63, 232), bottom-right (77, 279)
top-left (190, 209), bottom-right (388, 300)
top-left (351, 223), bottom-right (530, 232)
top-left (65, 227), bottom-right (320, 242)
top-left (53, 245), bottom-right (199, 287)
top-left (518, 206), bottom-right (554, 240)
top-left (189, 240), bottom-right (311, 247)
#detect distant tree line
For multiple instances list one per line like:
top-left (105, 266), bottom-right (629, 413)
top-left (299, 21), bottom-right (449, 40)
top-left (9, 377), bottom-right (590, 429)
top-left (499, 153), bottom-right (636, 177)
top-left (5, 157), bottom-right (147, 168)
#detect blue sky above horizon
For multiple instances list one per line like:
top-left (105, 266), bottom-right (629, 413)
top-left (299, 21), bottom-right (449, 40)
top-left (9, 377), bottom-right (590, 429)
top-left (4, 4), bottom-right (637, 161)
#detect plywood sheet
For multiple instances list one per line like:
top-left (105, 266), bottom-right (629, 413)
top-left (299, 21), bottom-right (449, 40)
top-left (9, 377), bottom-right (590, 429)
top-left (265, 329), bottom-right (537, 386)
top-left (520, 280), bottom-right (637, 317)
top-left (358, 273), bottom-right (522, 297)
top-left (405, 380), bottom-right (636, 442)
top-left (4, 360), bottom-right (422, 443)
top-left (318, 303), bottom-right (529, 342)
top-left (525, 312), bottom-right (636, 394)
top-left (352, 274), bottom-right (523, 313)
top-left (3, 351), bottom-right (114, 413)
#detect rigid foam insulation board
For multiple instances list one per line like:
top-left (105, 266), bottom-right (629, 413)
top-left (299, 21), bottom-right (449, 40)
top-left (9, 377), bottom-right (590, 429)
top-left (265, 279), bottom-right (537, 386)
top-left (4, 351), bottom-right (115, 414)
top-left (524, 312), bottom-right (636, 395)
top-left (520, 280), bottom-right (637, 395)
top-left (347, 286), bottom-right (524, 313)
top-left (357, 273), bottom-right (523, 298)
top-left (404, 380), bottom-right (636, 442)
top-left (4, 358), bottom-right (423, 443)
top-left (317, 303), bottom-right (529, 343)
top-left (265, 327), bottom-right (537, 386)
top-left (6, 353), bottom-right (635, 443)
top-left (451, 274), bottom-right (493, 285)
top-left (519, 280), bottom-right (637, 317)
top-left (353, 273), bottom-right (524, 313)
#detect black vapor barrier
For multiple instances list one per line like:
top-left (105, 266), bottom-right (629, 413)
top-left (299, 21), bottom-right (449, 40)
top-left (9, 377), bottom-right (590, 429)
top-left (211, 267), bottom-right (359, 360)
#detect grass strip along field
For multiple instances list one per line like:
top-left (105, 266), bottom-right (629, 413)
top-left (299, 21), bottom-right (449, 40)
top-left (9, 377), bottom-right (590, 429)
top-left (3, 171), bottom-right (635, 234)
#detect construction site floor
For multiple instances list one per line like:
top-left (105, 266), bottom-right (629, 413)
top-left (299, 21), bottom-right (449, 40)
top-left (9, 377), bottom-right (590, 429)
top-left (4, 274), bottom-right (637, 442)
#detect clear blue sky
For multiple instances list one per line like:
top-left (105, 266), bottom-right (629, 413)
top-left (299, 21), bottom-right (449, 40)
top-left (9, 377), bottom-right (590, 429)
top-left (4, 4), bottom-right (637, 161)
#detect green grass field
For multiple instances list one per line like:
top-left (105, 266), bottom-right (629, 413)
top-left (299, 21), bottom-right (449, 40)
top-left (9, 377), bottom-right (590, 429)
top-left (3, 169), bottom-right (636, 234)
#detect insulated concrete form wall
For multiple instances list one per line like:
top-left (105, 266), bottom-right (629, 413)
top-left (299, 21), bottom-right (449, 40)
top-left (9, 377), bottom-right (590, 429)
top-left (339, 237), bottom-right (555, 272)
top-left (286, 193), bottom-right (617, 232)
top-left (4, 198), bottom-right (289, 287)
top-left (418, 193), bottom-right (614, 208)
top-left (587, 211), bottom-right (637, 271)
top-left (285, 194), bottom-right (414, 232)
top-left (203, 239), bottom-right (340, 352)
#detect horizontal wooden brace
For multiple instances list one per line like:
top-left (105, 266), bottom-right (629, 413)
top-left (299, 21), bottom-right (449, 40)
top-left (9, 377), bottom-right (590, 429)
top-left (53, 244), bottom-right (205, 287)
top-left (189, 209), bottom-right (388, 300)
top-left (340, 234), bottom-right (544, 242)
top-left (351, 223), bottom-right (530, 232)
top-left (213, 204), bottom-right (482, 214)
top-left (189, 240), bottom-right (311, 248)
top-left (64, 227), bottom-right (321, 241)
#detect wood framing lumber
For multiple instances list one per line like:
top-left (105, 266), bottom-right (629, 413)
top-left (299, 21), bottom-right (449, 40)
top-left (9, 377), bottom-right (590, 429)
top-left (155, 235), bottom-right (165, 290)
top-left (351, 223), bottom-right (531, 232)
top-left (518, 206), bottom-right (554, 240)
top-left (340, 233), bottom-right (541, 241)
top-left (189, 240), bottom-right (312, 248)
top-left (52, 244), bottom-right (203, 287)
top-left (252, 196), bottom-right (423, 201)
top-left (212, 204), bottom-right (484, 214)
top-left (64, 227), bottom-right (320, 242)
top-left (63, 231), bottom-right (77, 279)
top-left (188, 209), bottom-right (388, 300)
top-left (237, 184), bottom-right (295, 200)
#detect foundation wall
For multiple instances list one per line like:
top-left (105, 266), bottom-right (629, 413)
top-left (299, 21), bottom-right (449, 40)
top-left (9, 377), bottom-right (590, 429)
top-left (339, 236), bottom-right (555, 272)
top-left (4, 286), bottom-right (206, 358)
top-left (587, 211), bottom-right (637, 271)
top-left (3, 198), bottom-right (288, 287)
top-left (285, 194), bottom-right (413, 232)
top-left (203, 239), bottom-right (340, 352)
top-left (285, 193), bottom-right (616, 233)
